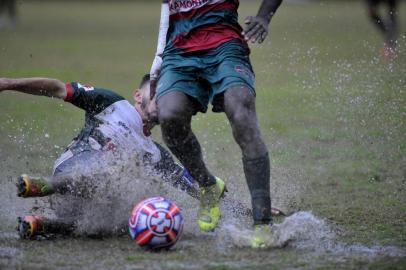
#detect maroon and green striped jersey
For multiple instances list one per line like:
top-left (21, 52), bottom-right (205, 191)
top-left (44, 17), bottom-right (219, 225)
top-left (165, 0), bottom-right (247, 54)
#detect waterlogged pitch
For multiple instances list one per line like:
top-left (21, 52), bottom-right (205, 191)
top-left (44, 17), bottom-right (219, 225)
top-left (0, 1), bottom-right (405, 269)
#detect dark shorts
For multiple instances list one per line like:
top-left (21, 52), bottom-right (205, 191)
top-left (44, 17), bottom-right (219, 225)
top-left (157, 39), bottom-right (255, 113)
top-left (53, 150), bottom-right (98, 177)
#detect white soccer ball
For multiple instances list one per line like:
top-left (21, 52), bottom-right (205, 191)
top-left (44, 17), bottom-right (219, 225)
top-left (129, 196), bottom-right (183, 250)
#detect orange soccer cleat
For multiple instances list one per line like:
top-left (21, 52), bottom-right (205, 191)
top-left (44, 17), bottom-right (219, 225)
top-left (17, 215), bottom-right (45, 239)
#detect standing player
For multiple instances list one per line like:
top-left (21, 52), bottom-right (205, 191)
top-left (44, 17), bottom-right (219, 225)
top-left (0, 75), bottom-right (199, 238)
top-left (365, 0), bottom-right (399, 59)
top-left (148, 0), bottom-right (283, 248)
top-left (0, 0), bottom-right (17, 29)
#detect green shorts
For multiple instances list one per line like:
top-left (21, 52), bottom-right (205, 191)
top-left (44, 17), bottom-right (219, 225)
top-left (157, 39), bottom-right (255, 113)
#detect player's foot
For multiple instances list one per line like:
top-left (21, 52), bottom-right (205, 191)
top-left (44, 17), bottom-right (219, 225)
top-left (251, 224), bottom-right (276, 249)
top-left (17, 215), bottom-right (45, 239)
top-left (197, 177), bottom-right (226, 231)
top-left (16, 174), bottom-right (54, 198)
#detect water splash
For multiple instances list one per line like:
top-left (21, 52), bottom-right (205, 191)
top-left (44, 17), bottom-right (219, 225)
top-left (217, 211), bottom-right (405, 259)
top-left (18, 150), bottom-right (194, 236)
top-left (217, 211), bottom-right (333, 249)
top-left (1, 130), bottom-right (403, 261)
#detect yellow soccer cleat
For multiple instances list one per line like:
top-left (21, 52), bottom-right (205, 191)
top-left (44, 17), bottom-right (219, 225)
top-left (250, 224), bottom-right (276, 249)
top-left (197, 177), bottom-right (226, 232)
top-left (16, 174), bottom-right (54, 198)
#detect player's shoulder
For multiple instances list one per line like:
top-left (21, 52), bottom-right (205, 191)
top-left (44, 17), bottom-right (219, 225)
top-left (66, 82), bottom-right (125, 101)
top-left (70, 82), bottom-right (96, 92)
top-left (65, 82), bottom-right (128, 114)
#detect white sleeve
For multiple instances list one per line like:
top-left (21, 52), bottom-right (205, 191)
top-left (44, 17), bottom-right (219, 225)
top-left (150, 3), bottom-right (170, 80)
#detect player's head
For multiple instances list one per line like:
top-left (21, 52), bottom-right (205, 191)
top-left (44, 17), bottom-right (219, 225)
top-left (133, 74), bottom-right (158, 127)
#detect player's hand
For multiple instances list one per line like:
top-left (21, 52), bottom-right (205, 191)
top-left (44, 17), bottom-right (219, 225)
top-left (143, 122), bottom-right (153, 137)
top-left (143, 114), bottom-right (158, 137)
top-left (142, 112), bottom-right (157, 136)
top-left (142, 93), bottom-right (159, 136)
top-left (150, 78), bottom-right (158, 100)
top-left (243, 16), bottom-right (269, 44)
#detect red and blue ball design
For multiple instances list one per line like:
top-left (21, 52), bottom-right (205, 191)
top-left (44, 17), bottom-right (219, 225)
top-left (129, 197), bottom-right (183, 250)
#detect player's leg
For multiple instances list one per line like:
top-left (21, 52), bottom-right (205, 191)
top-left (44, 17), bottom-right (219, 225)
top-left (0, 1), bottom-right (7, 30)
top-left (54, 149), bottom-right (105, 191)
top-left (158, 91), bottom-right (226, 231)
top-left (152, 141), bottom-right (200, 199)
top-left (157, 92), bottom-right (216, 187)
top-left (366, 0), bottom-right (387, 33)
top-left (16, 155), bottom-right (81, 198)
top-left (6, 0), bottom-right (16, 25)
top-left (16, 174), bottom-right (55, 197)
top-left (223, 86), bottom-right (272, 222)
top-left (16, 150), bottom-right (75, 197)
top-left (16, 173), bottom-right (80, 198)
top-left (204, 39), bottom-right (274, 246)
top-left (223, 85), bottom-right (275, 248)
top-left (17, 215), bottom-right (75, 239)
top-left (0, 0), bottom-right (5, 15)
top-left (386, 0), bottom-right (398, 48)
top-left (16, 150), bottom-right (99, 198)
top-left (16, 152), bottom-right (94, 238)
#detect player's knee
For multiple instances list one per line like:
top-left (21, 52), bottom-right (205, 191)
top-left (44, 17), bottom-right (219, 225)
top-left (158, 106), bottom-right (184, 126)
top-left (158, 98), bottom-right (190, 126)
top-left (158, 106), bottom-right (192, 145)
top-left (229, 107), bottom-right (263, 144)
top-left (232, 113), bottom-right (260, 141)
top-left (228, 103), bottom-right (255, 129)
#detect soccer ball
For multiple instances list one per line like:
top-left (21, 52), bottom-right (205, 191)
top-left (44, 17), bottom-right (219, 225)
top-left (129, 197), bottom-right (183, 250)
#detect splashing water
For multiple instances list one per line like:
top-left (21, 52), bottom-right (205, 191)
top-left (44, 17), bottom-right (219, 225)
top-left (1, 134), bottom-right (404, 261)
top-left (217, 211), bottom-right (333, 249)
top-left (217, 211), bottom-right (405, 259)
top-left (27, 150), bottom-right (197, 237)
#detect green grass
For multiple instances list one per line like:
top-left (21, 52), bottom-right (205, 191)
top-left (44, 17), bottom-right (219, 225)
top-left (0, 0), bottom-right (405, 268)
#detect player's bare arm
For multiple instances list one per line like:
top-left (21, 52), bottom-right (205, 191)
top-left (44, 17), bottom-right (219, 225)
top-left (243, 0), bottom-right (283, 44)
top-left (0, 77), bottom-right (66, 99)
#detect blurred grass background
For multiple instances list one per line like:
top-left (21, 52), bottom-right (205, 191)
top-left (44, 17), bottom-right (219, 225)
top-left (0, 0), bottom-right (405, 249)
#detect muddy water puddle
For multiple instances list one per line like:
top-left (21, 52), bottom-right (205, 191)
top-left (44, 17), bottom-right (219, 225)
top-left (1, 211), bottom-right (405, 269)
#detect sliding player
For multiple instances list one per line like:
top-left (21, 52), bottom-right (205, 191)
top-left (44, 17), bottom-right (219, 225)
top-left (0, 75), bottom-right (199, 238)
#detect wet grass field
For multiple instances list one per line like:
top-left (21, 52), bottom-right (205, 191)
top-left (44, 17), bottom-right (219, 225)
top-left (0, 0), bottom-right (405, 269)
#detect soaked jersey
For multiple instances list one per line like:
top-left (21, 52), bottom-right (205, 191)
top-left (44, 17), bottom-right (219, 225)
top-left (165, 0), bottom-right (246, 54)
top-left (53, 82), bottom-right (161, 171)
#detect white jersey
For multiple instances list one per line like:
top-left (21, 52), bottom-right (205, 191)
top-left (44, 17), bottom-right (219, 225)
top-left (53, 82), bottom-right (160, 171)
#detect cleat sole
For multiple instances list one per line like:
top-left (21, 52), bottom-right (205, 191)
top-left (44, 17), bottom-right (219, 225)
top-left (17, 215), bottom-right (42, 239)
top-left (16, 175), bottom-right (30, 197)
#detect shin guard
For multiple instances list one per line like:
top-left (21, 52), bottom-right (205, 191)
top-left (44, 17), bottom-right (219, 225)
top-left (242, 153), bottom-right (272, 225)
top-left (165, 132), bottom-right (216, 187)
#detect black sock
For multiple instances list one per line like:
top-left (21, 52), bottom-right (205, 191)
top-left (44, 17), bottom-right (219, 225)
top-left (165, 132), bottom-right (216, 187)
top-left (42, 218), bottom-right (75, 235)
top-left (242, 153), bottom-right (272, 225)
